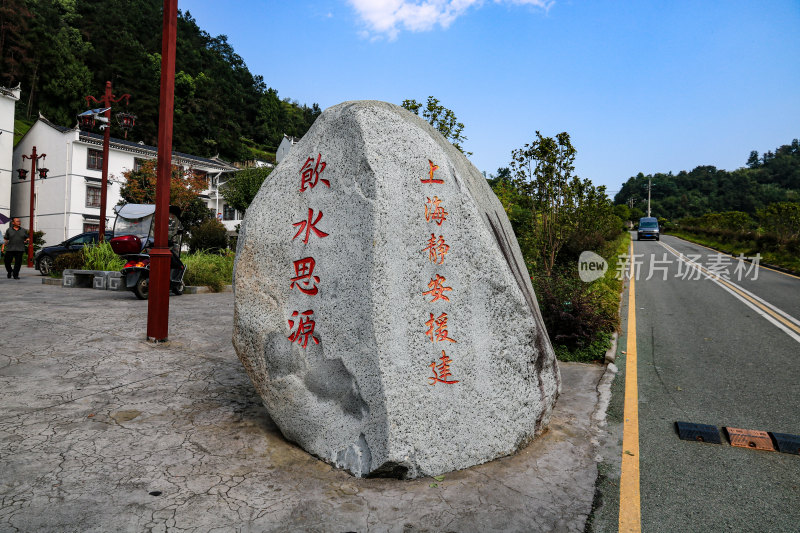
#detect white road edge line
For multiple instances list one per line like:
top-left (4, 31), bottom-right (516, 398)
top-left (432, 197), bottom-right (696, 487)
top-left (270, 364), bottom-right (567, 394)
top-left (659, 241), bottom-right (800, 345)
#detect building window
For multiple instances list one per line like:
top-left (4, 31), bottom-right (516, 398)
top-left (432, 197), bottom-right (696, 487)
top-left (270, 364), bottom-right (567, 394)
top-left (83, 223), bottom-right (100, 233)
top-left (134, 158), bottom-right (149, 171)
top-left (86, 186), bottom-right (102, 208)
top-left (87, 149), bottom-right (103, 170)
top-left (223, 204), bottom-right (238, 221)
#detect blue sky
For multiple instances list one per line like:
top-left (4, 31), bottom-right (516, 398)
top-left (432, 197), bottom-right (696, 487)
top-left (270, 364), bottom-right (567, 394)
top-left (180, 0), bottom-right (800, 196)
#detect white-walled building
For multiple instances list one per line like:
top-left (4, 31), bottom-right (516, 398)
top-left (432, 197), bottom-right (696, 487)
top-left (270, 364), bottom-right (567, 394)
top-left (12, 117), bottom-right (240, 245)
top-left (0, 84), bottom-right (21, 222)
top-left (275, 133), bottom-right (300, 164)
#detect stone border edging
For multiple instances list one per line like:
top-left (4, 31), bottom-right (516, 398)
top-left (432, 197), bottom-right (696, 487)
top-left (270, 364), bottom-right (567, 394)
top-left (44, 274), bottom-right (232, 295)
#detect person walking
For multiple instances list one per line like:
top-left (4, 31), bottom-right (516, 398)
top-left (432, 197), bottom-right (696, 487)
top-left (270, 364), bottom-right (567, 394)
top-left (3, 218), bottom-right (30, 279)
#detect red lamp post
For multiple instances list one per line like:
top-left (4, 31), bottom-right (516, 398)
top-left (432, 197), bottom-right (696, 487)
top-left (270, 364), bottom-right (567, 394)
top-left (147, 0), bottom-right (178, 342)
top-left (19, 146), bottom-right (48, 267)
top-left (83, 82), bottom-right (133, 242)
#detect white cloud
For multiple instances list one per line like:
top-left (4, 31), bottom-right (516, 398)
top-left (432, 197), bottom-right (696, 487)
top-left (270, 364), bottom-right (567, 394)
top-left (348, 0), bottom-right (552, 39)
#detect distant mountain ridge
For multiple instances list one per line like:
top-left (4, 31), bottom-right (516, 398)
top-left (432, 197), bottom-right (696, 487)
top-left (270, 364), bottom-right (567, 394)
top-left (614, 138), bottom-right (800, 219)
top-left (1, 0), bottom-right (319, 162)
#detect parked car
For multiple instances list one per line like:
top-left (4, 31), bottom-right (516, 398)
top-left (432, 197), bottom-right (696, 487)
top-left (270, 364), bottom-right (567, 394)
top-left (637, 217), bottom-right (660, 241)
top-left (34, 231), bottom-right (113, 275)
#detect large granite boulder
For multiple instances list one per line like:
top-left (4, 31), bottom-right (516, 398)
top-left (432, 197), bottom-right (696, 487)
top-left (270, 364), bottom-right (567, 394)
top-left (233, 100), bottom-right (560, 479)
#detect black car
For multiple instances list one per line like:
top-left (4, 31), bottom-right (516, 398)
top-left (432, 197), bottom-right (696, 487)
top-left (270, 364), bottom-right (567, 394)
top-left (35, 231), bottom-right (113, 275)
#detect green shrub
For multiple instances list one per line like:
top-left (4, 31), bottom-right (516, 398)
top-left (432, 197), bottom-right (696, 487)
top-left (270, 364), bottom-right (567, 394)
top-left (52, 252), bottom-right (84, 276)
top-left (33, 230), bottom-right (46, 255)
top-left (188, 218), bottom-right (229, 253)
top-left (182, 250), bottom-right (235, 292)
top-left (533, 231), bottom-right (627, 363)
top-left (82, 242), bottom-right (125, 271)
top-left (758, 201), bottom-right (800, 242)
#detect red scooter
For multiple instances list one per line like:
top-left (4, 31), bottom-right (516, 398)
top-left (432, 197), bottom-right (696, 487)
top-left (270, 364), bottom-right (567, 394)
top-left (109, 204), bottom-right (187, 300)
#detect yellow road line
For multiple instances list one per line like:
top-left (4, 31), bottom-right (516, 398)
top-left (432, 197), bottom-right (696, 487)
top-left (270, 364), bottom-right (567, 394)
top-left (716, 278), bottom-right (800, 335)
top-left (670, 235), bottom-right (800, 280)
top-left (619, 239), bottom-right (641, 532)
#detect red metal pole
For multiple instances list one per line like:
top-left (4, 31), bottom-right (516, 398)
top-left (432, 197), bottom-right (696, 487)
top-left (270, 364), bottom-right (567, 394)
top-left (27, 147), bottom-right (37, 267)
top-left (99, 81), bottom-right (112, 243)
top-left (147, 0), bottom-right (178, 342)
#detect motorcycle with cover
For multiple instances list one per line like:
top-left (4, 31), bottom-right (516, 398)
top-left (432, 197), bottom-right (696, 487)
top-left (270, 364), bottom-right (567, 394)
top-left (109, 203), bottom-right (187, 299)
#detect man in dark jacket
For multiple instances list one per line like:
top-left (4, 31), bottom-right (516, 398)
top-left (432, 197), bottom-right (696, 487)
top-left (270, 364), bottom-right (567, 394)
top-left (3, 218), bottom-right (30, 279)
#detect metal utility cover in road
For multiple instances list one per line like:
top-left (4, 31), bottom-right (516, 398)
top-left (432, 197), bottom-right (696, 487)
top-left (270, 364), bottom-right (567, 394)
top-left (771, 433), bottom-right (800, 455)
top-left (675, 421), bottom-right (722, 444)
top-left (724, 428), bottom-right (776, 451)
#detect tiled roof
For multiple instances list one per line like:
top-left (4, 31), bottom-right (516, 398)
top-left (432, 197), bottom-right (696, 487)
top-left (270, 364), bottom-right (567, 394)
top-left (32, 117), bottom-right (237, 172)
top-left (79, 131), bottom-right (238, 171)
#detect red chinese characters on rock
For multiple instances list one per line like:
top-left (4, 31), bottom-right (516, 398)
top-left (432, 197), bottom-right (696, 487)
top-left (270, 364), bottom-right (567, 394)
top-left (420, 159), bottom-right (444, 184)
top-left (429, 351), bottom-right (460, 385)
top-left (292, 208), bottom-right (329, 244)
top-left (290, 257), bottom-right (320, 295)
top-left (299, 153), bottom-right (330, 192)
top-left (425, 312), bottom-right (456, 343)
top-left (288, 310), bottom-right (320, 348)
top-left (419, 158), bottom-right (459, 384)
top-left (422, 233), bottom-right (450, 264)
top-left (288, 153), bottom-right (331, 350)
top-left (422, 274), bottom-right (453, 303)
top-left (424, 196), bottom-right (448, 225)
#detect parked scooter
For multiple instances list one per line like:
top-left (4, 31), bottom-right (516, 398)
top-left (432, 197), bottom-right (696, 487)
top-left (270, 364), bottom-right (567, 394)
top-left (109, 203), bottom-right (187, 299)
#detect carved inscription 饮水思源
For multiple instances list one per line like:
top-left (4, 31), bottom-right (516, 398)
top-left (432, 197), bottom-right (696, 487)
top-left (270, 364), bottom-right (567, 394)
top-left (288, 154), bottom-right (329, 348)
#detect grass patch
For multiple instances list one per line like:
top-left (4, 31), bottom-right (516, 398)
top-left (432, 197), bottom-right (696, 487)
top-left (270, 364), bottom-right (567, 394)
top-left (14, 118), bottom-right (34, 146)
top-left (182, 250), bottom-right (235, 292)
top-left (82, 242), bottom-right (126, 271)
top-left (555, 331), bottom-right (613, 362)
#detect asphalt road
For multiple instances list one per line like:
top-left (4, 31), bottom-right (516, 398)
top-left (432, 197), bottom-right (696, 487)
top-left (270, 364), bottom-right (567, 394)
top-left (590, 233), bottom-right (800, 532)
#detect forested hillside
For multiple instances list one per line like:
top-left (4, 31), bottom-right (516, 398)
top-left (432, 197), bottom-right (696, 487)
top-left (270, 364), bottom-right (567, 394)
top-left (0, 0), bottom-right (320, 161)
top-left (614, 139), bottom-right (800, 219)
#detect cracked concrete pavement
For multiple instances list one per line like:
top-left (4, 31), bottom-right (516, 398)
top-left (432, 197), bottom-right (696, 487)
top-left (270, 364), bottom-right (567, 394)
top-left (0, 267), bottom-right (611, 532)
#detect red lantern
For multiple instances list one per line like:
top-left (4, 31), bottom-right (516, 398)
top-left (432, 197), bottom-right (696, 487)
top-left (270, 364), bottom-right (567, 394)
top-left (117, 112), bottom-right (136, 138)
top-left (17, 168), bottom-right (28, 180)
top-left (79, 114), bottom-right (96, 131)
top-left (38, 168), bottom-right (49, 179)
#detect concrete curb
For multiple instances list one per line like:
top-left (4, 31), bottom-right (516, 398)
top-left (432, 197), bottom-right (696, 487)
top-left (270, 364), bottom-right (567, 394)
top-left (603, 331), bottom-right (619, 364)
top-left (41, 277), bottom-right (233, 295)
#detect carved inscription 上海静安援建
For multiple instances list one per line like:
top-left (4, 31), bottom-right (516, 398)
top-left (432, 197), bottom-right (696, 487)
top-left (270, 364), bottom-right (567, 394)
top-left (420, 160), bottom-right (458, 385)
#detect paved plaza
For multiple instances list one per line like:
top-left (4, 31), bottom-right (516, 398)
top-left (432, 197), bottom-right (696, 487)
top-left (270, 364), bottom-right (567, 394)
top-left (0, 267), bottom-right (612, 532)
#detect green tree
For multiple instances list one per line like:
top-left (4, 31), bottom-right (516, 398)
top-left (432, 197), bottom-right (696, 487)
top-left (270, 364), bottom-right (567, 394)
top-left (180, 196), bottom-right (214, 231)
top-left (117, 160), bottom-right (207, 211)
top-left (219, 166), bottom-right (272, 214)
top-left (510, 131), bottom-right (580, 275)
top-left (0, 0), bottom-right (32, 86)
top-left (401, 96), bottom-right (470, 155)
